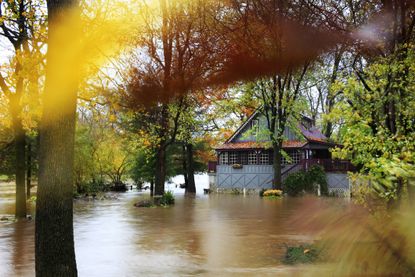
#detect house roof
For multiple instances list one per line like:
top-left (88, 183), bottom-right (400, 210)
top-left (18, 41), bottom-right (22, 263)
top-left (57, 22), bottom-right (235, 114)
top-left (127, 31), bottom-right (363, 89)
top-left (225, 108), bottom-right (260, 143)
top-left (300, 126), bottom-right (328, 143)
top-left (217, 106), bottom-right (334, 151)
top-left (215, 141), bottom-right (307, 151)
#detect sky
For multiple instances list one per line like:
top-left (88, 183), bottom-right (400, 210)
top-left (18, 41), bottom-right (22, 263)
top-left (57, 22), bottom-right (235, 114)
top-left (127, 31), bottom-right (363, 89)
top-left (0, 37), bottom-right (14, 65)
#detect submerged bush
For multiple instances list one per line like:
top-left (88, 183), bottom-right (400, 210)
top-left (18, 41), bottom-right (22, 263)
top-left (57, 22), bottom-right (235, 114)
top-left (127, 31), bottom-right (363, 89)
top-left (284, 165), bottom-right (328, 196)
top-left (159, 191), bottom-right (175, 206)
top-left (75, 181), bottom-right (110, 195)
top-left (134, 199), bottom-right (154, 208)
top-left (261, 189), bottom-right (283, 199)
top-left (307, 165), bottom-right (328, 195)
top-left (285, 172), bottom-right (306, 196)
top-left (283, 244), bottom-right (323, 265)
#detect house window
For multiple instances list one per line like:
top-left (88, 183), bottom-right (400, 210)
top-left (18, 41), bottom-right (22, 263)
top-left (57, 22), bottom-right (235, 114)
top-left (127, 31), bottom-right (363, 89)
top-left (229, 152), bottom-right (238, 164)
top-left (290, 151), bottom-right (301, 164)
top-left (282, 150), bottom-right (301, 164)
top-left (220, 152), bottom-right (228, 165)
top-left (240, 152), bottom-right (248, 164)
top-left (259, 152), bottom-right (269, 164)
top-left (280, 151), bottom-right (301, 165)
top-left (281, 153), bottom-right (288, 165)
top-left (248, 152), bottom-right (257, 164)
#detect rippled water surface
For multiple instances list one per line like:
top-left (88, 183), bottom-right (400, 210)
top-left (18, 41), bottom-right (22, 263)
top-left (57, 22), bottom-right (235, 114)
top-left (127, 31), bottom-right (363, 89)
top-left (0, 179), bottom-right (345, 276)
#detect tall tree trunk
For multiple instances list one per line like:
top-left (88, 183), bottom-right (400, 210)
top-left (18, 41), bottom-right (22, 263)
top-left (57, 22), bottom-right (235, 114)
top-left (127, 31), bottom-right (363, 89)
top-left (26, 138), bottom-right (32, 199)
top-left (324, 120), bottom-right (333, 139)
top-left (150, 180), bottom-right (154, 197)
top-left (182, 144), bottom-right (188, 188)
top-left (323, 49), bottom-right (342, 139)
top-left (36, 112), bottom-right (77, 276)
top-left (185, 143), bottom-right (196, 194)
top-left (0, 77), bottom-right (26, 219)
top-left (14, 124), bottom-right (26, 219)
top-left (272, 142), bottom-right (282, 190)
top-left (407, 178), bottom-right (415, 205)
top-left (10, 63), bottom-right (27, 219)
top-left (35, 0), bottom-right (80, 275)
top-left (154, 144), bottom-right (166, 196)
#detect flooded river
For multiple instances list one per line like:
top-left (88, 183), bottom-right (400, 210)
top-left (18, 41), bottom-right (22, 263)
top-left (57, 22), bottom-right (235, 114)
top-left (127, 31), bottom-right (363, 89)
top-left (0, 178), bottom-right (344, 276)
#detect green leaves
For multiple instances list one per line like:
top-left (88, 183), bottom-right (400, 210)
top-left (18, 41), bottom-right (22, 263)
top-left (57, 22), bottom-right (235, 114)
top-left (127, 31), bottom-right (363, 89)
top-left (332, 45), bottom-right (415, 202)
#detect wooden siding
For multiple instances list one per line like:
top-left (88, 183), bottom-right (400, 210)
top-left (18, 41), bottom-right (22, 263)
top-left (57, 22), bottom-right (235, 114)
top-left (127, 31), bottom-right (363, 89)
top-left (217, 165), bottom-right (273, 189)
top-left (233, 113), bottom-right (302, 142)
top-left (327, 173), bottom-right (349, 189)
top-left (215, 163), bottom-right (352, 191)
top-left (216, 163), bottom-right (299, 189)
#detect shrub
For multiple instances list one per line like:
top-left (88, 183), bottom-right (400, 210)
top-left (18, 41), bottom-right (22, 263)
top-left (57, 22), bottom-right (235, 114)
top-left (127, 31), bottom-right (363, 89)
top-left (159, 191), bottom-right (175, 206)
top-left (284, 165), bottom-right (328, 196)
top-left (307, 165), bottom-right (328, 195)
top-left (283, 244), bottom-right (323, 265)
top-left (230, 188), bottom-right (242, 195)
top-left (285, 171), bottom-right (306, 196)
top-left (75, 180), bottom-right (110, 195)
top-left (262, 189), bottom-right (283, 198)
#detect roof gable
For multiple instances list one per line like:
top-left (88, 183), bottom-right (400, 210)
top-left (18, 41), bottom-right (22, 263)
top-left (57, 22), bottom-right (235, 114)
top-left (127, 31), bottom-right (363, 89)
top-left (225, 108), bottom-right (260, 143)
top-left (219, 107), bottom-right (330, 150)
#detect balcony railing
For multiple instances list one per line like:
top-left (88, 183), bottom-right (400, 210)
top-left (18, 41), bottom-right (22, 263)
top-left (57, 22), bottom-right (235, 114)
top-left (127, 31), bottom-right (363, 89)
top-left (208, 158), bottom-right (355, 173)
top-left (300, 158), bottom-right (355, 173)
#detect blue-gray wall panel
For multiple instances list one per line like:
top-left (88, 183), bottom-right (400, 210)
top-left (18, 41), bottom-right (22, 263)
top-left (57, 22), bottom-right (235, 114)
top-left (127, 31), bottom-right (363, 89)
top-left (217, 165), bottom-right (273, 189)
top-left (217, 165), bottom-right (350, 191)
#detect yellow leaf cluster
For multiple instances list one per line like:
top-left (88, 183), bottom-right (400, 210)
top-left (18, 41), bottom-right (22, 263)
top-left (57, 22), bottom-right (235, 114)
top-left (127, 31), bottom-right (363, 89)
top-left (263, 189), bottom-right (283, 197)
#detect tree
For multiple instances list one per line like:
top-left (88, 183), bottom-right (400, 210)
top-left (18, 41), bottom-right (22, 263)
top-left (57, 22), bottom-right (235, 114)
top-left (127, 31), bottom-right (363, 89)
top-left (0, 0), bottom-right (46, 219)
top-left (123, 100), bottom-right (184, 195)
top-left (97, 133), bottom-right (132, 189)
top-left (203, 86), bottom-right (258, 140)
top-left (130, 147), bottom-right (156, 192)
top-left (302, 48), bottom-right (346, 139)
top-left (333, 50), bottom-right (415, 204)
top-left (34, 0), bottom-right (135, 272)
top-left (175, 95), bottom-right (201, 194)
top-left (247, 67), bottom-right (308, 189)
top-left (35, 0), bottom-right (80, 274)
top-left (326, 0), bottom-right (415, 204)
top-left (126, 0), bottom-right (216, 196)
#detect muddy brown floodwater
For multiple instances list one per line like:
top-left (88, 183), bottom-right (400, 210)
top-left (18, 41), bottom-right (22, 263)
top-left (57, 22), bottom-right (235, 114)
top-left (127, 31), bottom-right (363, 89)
top-left (0, 187), bottom-right (348, 277)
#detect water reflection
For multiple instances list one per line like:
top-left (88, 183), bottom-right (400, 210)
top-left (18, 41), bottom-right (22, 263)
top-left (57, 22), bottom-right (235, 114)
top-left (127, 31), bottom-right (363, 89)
top-left (0, 190), bottom-right (342, 276)
top-left (0, 199), bottom-right (35, 277)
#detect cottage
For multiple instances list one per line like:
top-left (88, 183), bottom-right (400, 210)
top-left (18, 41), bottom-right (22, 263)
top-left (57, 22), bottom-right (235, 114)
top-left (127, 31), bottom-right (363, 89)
top-left (208, 109), bottom-right (354, 195)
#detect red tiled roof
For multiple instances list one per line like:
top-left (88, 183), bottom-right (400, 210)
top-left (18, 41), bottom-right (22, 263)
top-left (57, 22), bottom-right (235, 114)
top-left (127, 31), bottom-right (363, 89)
top-left (215, 141), bottom-right (307, 150)
top-left (306, 136), bottom-right (327, 143)
top-left (283, 141), bottom-right (308, 148)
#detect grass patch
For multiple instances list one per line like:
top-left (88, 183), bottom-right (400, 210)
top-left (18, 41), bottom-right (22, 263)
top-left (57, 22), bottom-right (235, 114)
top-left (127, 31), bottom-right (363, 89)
top-left (283, 244), bottom-right (323, 265)
top-left (27, 196), bottom-right (37, 203)
top-left (0, 175), bottom-right (10, 182)
top-left (134, 199), bottom-right (155, 208)
top-left (135, 191), bottom-right (175, 208)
